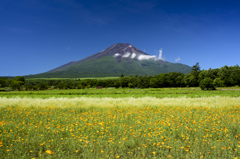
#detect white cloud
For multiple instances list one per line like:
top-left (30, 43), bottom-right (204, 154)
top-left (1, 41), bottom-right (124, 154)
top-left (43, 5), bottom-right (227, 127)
top-left (158, 48), bottom-right (165, 60)
top-left (175, 57), bottom-right (180, 62)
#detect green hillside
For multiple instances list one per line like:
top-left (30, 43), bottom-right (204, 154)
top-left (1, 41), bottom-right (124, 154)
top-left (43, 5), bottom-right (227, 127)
top-left (27, 56), bottom-right (191, 78)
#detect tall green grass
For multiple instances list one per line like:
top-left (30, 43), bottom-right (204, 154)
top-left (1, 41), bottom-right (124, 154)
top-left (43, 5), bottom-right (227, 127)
top-left (1, 87), bottom-right (240, 99)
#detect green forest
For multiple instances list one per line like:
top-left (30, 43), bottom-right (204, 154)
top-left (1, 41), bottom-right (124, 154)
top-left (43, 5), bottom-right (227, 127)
top-left (1, 63), bottom-right (240, 91)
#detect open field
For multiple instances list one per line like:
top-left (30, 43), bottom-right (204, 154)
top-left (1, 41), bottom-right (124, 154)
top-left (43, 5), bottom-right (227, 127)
top-left (0, 97), bottom-right (240, 158)
top-left (1, 88), bottom-right (240, 158)
top-left (1, 96), bottom-right (240, 108)
top-left (1, 87), bottom-right (240, 98)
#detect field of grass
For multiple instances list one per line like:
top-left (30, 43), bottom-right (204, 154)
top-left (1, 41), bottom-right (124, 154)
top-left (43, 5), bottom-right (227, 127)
top-left (1, 87), bottom-right (240, 99)
top-left (0, 97), bottom-right (239, 158)
top-left (1, 88), bottom-right (240, 158)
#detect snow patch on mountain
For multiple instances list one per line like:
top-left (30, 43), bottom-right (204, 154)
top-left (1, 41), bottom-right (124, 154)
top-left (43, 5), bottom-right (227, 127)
top-left (138, 55), bottom-right (157, 61)
top-left (112, 45), bottom-right (165, 62)
top-left (122, 52), bottom-right (131, 58)
top-left (123, 44), bottom-right (133, 51)
top-left (113, 53), bottom-right (121, 57)
top-left (131, 53), bottom-right (136, 59)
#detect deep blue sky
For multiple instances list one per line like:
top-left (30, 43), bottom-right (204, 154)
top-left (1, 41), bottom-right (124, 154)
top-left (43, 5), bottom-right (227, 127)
top-left (1, 0), bottom-right (240, 76)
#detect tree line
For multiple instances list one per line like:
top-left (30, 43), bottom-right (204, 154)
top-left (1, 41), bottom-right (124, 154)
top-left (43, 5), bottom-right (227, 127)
top-left (1, 63), bottom-right (240, 91)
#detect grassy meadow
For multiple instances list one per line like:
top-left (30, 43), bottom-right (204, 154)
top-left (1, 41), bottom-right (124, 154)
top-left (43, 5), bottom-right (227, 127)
top-left (0, 88), bottom-right (240, 158)
top-left (1, 87), bottom-right (240, 99)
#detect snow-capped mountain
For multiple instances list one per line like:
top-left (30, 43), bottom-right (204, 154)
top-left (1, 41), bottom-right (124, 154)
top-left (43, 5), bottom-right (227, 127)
top-left (112, 44), bottom-right (163, 61)
top-left (28, 43), bottom-right (191, 78)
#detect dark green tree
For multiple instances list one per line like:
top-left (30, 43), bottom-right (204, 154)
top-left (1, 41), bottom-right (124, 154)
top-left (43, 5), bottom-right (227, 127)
top-left (0, 77), bottom-right (8, 88)
top-left (58, 81), bottom-right (65, 89)
top-left (26, 84), bottom-right (34, 90)
top-left (114, 80), bottom-right (121, 88)
top-left (37, 82), bottom-right (48, 90)
top-left (199, 77), bottom-right (216, 90)
top-left (158, 73), bottom-right (168, 88)
top-left (149, 77), bottom-right (159, 88)
top-left (10, 80), bottom-right (21, 90)
top-left (137, 76), bottom-right (150, 88)
top-left (217, 65), bottom-right (234, 86)
top-left (213, 78), bottom-right (225, 87)
top-left (14, 76), bottom-right (25, 85)
top-left (96, 80), bottom-right (104, 87)
top-left (167, 72), bottom-right (184, 87)
top-left (175, 74), bottom-right (185, 87)
top-left (128, 82), bottom-right (134, 88)
top-left (189, 62), bottom-right (201, 86)
top-left (120, 77), bottom-right (131, 87)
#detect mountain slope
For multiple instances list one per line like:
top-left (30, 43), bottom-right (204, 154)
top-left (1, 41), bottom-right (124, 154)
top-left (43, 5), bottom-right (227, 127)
top-left (27, 43), bottom-right (192, 78)
top-left (48, 43), bottom-right (149, 73)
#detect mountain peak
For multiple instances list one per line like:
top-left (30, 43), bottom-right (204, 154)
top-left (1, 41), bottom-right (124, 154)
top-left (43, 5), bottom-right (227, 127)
top-left (48, 43), bottom-right (165, 73)
top-left (109, 43), bottom-right (163, 62)
top-left (103, 43), bottom-right (147, 55)
top-left (31, 43), bottom-right (192, 77)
